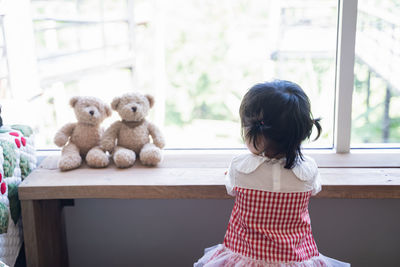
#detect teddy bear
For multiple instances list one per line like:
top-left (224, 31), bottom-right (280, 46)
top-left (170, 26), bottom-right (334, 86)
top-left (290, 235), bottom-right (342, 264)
top-left (54, 96), bottom-right (111, 171)
top-left (91, 92), bottom-right (165, 168)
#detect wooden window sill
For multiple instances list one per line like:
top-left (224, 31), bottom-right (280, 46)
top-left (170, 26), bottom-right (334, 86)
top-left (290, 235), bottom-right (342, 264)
top-left (19, 150), bottom-right (400, 200)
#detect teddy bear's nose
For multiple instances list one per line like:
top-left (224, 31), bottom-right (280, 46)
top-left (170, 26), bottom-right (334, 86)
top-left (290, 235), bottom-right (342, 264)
top-left (131, 107), bottom-right (137, 112)
top-left (89, 110), bottom-right (94, 116)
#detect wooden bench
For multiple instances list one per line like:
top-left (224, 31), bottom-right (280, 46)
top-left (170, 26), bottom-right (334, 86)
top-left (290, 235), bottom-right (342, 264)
top-left (18, 151), bottom-right (400, 267)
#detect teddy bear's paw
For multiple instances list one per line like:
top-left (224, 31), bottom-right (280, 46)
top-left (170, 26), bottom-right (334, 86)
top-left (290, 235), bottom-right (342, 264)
top-left (86, 147), bottom-right (109, 168)
top-left (54, 134), bottom-right (68, 147)
top-left (153, 138), bottom-right (166, 149)
top-left (58, 154), bottom-right (82, 171)
top-left (100, 139), bottom-right (115, 153)
top-left (139, 145), bottom-right (163, 166)
top-left (113, 148), bottom-right (136, 168)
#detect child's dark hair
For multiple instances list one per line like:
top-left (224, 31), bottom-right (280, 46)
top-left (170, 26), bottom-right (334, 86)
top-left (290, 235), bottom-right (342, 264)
top-left (239, 80), bottom-right (321, 169)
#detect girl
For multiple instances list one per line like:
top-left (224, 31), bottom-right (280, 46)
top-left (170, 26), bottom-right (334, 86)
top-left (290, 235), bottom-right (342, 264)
top-left (195, 80), bottom-right (349, 267)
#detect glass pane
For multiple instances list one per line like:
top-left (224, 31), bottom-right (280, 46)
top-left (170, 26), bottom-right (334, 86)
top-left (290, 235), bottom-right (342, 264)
top-left (0, 59), bottom-right (8, 75)
top-left (0, 19), bottom-right (3, 47)
top-left (351, 0), bottom-right (400, 146)
top-left (30, 0), bottom-right (337, 149)
top-left (0, 16), bottom-right (9, 98)
top-left (33, 69), bottom-right (134, 147)
top-left (30, 0), bottom-right (134, 148)
top-left (135, 0), bottom-right (338, 148)
top-left (104, 23), bottom-right (129, 45)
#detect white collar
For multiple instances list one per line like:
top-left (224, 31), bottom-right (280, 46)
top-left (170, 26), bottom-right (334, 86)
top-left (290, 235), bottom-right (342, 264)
top-left (233, 153), bottom-right (318, 181)
top-left (292, 155), bottom-right (319, 181)
top-left (234, 153), bottom-right (285, 174)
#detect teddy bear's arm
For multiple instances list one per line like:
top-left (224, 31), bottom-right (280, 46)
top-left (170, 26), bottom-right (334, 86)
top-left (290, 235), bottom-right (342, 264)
top-left (54, 122), bottom-right (76, 147)
top-left (148, 122), bottom-right (165, 149)
top-left (100, 121), bottom-right (122, 152)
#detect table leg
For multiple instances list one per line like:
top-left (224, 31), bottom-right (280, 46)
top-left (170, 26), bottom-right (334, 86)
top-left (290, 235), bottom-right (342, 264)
top-left (20, 200), bottom-right (69, 267)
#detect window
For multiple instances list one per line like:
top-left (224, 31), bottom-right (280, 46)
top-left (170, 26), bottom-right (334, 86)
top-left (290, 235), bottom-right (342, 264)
top-left (135, 0), bottom-right (338, 149)
top-left (351, 0), bottom-right (400, 146)
top-left (0, 0), bottom-right (399, 153)
top-left (30, 0), bottom-right (135, 147)
top-left (0, 14), bottom-right (10, 100)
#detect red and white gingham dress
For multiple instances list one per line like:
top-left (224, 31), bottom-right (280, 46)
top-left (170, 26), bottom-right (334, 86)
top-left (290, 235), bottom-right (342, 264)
top-left (194, 154), bottom-right (350, 267)
top-left (223, 189), bottom-right (318, 262)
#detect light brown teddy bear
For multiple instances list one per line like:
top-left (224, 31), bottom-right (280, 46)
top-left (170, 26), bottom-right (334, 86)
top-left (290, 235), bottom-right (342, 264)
top-left (93, 92), bottom-right (165, 168)
top-left (54, 96), bottom-right (111, 171)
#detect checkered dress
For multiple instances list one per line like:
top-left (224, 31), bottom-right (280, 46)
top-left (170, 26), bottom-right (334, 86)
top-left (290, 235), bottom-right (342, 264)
top-left (222, 187), bottom-right (319, 263)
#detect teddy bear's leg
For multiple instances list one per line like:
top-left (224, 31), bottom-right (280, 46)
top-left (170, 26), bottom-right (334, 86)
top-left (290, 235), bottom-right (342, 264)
top-left (113, 146), bottom-right (136, 168)
top-left (86, 146), bottom-right (109, 168)
top-left (58, 142), bottom-right (82, 171)
top-left (139, 143), bottom-right (163, 166)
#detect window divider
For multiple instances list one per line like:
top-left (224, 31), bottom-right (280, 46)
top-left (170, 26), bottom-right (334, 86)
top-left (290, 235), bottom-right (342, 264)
top-left (334, 0), bottom-right (358, 153)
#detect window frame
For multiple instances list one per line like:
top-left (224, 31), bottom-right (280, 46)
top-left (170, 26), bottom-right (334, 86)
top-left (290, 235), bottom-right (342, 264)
top-left (31, 0), bottom-right (136, 88)
top-left (335, 0), bottom-right (400, 152)
top-left (3, 0), bottom-right (400, 163)
top-left (334, 0), bottom-right (358, 153)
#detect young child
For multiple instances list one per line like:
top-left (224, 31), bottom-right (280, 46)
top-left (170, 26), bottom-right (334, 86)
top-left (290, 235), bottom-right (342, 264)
top-left (194, 80), bottom-right (350, 267)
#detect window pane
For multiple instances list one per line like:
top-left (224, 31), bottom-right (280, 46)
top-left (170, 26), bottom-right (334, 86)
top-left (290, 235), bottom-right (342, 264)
top-left (0, 15), bottom-right (9, 99)
top-left (30, 0), bottom-right (337, 149)
top-left (136, 0), bottom-right (337, 148)
top-left (352, 0), bottom-right (400, 146)
top-left (30, 0), bottom-right (135, 148)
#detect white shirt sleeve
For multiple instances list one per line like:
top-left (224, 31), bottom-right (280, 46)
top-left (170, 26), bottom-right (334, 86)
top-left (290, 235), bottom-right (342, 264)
top-left (312, 172), bottom-right (322, 196)
top-left (225, 162), bottom-right (236, 196)
top-left (293, 155), bottom-right (322, 195)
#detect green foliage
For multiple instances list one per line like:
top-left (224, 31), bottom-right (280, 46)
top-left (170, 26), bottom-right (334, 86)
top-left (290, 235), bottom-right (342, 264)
top-left (192, 102), bottom-right (231, 121)
top-left (140, 0), bottom-right (400, 147)
top-left (163, 1), bottom-right (239, 127)
top-left (388, 117), bottom-right (400, 142)
top-left (20, 154), bottom-right (31, 179)
top-left (165, 101), bottom-right (184, 126)
top-left (0, 202), bottom-right (9, 234)
top-left (352, 120), bottom-right (383, 143)
top-left (7, 183), bottom-right (20, 225)
top-left (0, 140), bottom-right (17, 178)
top-left (311, 59), bottom-right (331, 93)
top-left (351, 61), bottom-right (400, 144)
top-left (11, 125), bottom-right (33, 137)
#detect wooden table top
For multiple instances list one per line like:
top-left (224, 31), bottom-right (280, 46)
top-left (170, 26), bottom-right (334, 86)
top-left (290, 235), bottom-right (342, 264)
top-left (19, 151), bottom-right (400, 200)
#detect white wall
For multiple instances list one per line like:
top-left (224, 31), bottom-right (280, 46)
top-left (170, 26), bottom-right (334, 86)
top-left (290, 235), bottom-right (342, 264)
top-left (64, 199), bottom-right (400, 267)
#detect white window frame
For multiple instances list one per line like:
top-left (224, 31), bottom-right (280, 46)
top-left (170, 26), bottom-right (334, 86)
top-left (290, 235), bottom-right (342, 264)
top-left (2, 0), bottom-right (400, 165)
top-left (334, 0), bottom-right (358, 153)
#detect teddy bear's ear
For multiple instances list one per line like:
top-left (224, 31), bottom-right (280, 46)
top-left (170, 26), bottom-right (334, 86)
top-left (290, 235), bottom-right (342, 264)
top-left (111, 97), bottom-right (121, 110)
top-left (145, 94), bottom-right (155, 108)
top-left (104, 104), bottom-right (112, 117)
top-left (70, 96), bottom-right (79, 107)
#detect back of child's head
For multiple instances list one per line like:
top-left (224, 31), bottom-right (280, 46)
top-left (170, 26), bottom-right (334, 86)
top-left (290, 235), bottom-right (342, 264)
top-left (239, 80), bottom-right (321, 169)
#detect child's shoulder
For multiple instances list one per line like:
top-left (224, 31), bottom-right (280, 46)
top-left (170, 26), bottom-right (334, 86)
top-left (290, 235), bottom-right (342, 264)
top-left (292, 155), bottom-right (319, 181)
top-left (231, 153), bottom-right (319, 180)
top-left (230, 153), bottom-right (284, 174)
top-left (230, 153), bottom-right (264, 174)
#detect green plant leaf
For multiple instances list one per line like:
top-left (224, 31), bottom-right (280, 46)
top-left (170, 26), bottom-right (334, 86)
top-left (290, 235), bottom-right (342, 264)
top-left (11, 125), bottom-right (33, 137)
top-left (7, 183), bottom-right (20, 225)
top-left (0, 140), bottom-right (17, 177)
top-left (0, 202), bottom-right (9, 234)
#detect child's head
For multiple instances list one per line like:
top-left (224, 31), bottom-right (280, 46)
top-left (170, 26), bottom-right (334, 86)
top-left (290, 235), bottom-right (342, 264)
top-left (239, 80), bottom-right (321, 169)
